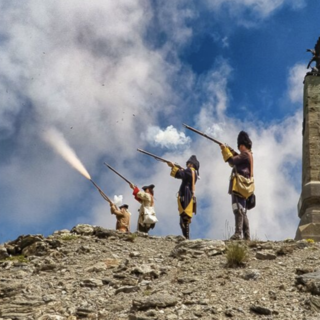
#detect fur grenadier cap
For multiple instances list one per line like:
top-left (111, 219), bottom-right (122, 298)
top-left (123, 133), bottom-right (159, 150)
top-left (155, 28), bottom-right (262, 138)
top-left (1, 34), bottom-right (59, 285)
top-left (187, 155), bottom-right (200, 171)
top-left (119, 204), bottom-right (129, 209)
top-left (237, 131), bottom-right (252, 150)
top-left (142, 184), bottom-right (155, 191)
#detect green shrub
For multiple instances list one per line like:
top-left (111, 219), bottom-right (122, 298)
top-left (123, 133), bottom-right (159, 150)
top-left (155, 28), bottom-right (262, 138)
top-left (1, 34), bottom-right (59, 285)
top-left (226, 243), bottom-right (248, 268)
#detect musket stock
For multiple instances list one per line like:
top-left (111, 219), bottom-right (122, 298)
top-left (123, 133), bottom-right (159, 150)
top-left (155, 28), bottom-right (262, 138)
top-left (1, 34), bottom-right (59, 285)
top-left (104, 163), bottom-right (134, 186)
top-left (183, 123), bottom-right (238, 156)
top-left (90, 179), bottom-right (113, 204)
top-left (137, 149), bottom-right (183, 169)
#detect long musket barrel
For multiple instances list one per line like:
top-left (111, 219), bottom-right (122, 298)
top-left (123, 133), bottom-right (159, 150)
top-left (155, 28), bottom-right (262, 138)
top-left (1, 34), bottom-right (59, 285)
top-left (104, 163), bottom-right (134, 186)
top-left (183, 123), bottom-right (238, 156)
top-left (90, 179), bottom-right (113, 204)
top-left (137, 149), bottom-right (183, 169)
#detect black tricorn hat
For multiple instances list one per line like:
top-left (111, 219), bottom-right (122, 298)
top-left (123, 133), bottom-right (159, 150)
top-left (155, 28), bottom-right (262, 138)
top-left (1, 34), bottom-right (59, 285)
top-left (119, 204), bottom-right (129, 209)
top-left (142, 184), bottom-right (155, 191)
top-left (237, 131), bottom-right (252, 149)
top-left (186, 155), bottom-right (200, 171)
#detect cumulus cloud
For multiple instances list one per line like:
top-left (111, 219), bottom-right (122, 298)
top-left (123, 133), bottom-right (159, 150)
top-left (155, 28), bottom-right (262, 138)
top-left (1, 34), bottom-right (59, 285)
top-left (0, 0), bottom-right (175, 159)
top-left (195, 60), bottom-right (232, 126)
top-left (203, 0), bottom-right (306, 23)
top-left (287, 63), bottom-right (306, 103)
top-left (142, 125), bottom-right (191, 149)
top-left (0, 0), bottom-right (175, 238)
top-left (206, 0), bottom-right (282, 17)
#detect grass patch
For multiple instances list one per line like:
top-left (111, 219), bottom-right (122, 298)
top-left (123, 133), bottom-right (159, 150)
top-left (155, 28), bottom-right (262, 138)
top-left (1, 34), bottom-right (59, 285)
top-left (143, 290), bottom-right (152, 296)
top-left (226, 243), bottom-right (248, 268)
top-left (125, 233), bottom-right (138, 243)
top-left (60, 234), bottom-right (79, 241)
top-left (247, 232), bottom-right (260, 248)
top-left (2, 255), bottom-right (29, 263)
top-left (306, 238), bottom-right (315, 244)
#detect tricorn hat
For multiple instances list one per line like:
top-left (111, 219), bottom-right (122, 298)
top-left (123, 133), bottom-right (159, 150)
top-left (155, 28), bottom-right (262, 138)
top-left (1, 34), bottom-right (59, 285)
top-left (119, 204), bottom-right (129, 209)
top-left (186, 155), bottom-right (200, 171)
top-left (142, 184), bottom-right (155, 191)
top-left (237, 131), bottom-right (252, 150)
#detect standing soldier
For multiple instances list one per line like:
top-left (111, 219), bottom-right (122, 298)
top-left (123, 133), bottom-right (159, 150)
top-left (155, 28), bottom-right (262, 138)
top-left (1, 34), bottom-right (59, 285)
top-left (130, 184), bottom-right (157, 233)
top-left (168, 155), bottom-right (200, 239)
top-left (110, 203), bottom-right (131, 233)
top-left (220, 131), bottom-right (253, 240)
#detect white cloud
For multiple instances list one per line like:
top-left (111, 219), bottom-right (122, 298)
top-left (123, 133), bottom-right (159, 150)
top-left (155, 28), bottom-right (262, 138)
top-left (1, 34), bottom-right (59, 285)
top-left (142, 125), bottom-right (191, 149)
top-left (221, 37), bottom-right (229, 48)
top-left (151, 2), bottom-right (195, 47)
top-left (287, 63), bottom-right (306, 103)
top-left (195, 60), bottom-right (232, 125)
top-left (0, 0), bottom-right (175, 234)
top-left (0, 0), bottom-right (174, 158)
top-left (204, 0), bottom-right (306, 21)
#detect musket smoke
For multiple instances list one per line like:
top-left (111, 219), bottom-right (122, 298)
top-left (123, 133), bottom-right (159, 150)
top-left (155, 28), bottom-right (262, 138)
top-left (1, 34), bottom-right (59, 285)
top-left (43, 127), bottom-right (91, 180)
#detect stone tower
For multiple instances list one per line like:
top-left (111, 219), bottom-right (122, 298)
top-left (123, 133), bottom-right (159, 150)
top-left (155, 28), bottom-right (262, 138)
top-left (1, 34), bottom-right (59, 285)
top-left (295, 75), bottom-right (320, 241)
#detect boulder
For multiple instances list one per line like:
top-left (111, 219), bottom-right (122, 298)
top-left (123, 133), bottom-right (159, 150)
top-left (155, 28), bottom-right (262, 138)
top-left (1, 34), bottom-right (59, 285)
top-left (22, 241), bottom-right (50, 257)
top-left (132, 294), bottom-right (178, 310)
top-left (170, 239), bottom-right (225, 258)
top-left (0, 246), bottom-right (9, 259)
top-left (71, 224), bottom-right (95, 235)
top-left (296, 271), bottom-right (320, 295)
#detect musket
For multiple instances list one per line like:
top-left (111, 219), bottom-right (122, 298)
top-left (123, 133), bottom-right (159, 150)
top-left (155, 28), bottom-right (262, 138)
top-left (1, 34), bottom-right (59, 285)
top-left (90, 179), bottom-right (113, 205)
top-left (137, 149), bottom-right (183, 169)
top-left (183, 123), bottom-right (238, 156)
top-left (104, 163), bottom-right (134, 186)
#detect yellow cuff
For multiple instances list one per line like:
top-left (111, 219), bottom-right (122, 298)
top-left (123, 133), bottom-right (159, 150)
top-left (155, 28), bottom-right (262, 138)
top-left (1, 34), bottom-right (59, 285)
top-left (170, 166), bottom-right (180, 177)
top-left (221, 147), bottom-right (233, 162)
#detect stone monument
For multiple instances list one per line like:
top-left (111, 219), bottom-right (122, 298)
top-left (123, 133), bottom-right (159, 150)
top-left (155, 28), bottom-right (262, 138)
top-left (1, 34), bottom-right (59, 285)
top-left (295, 37), bottom-right (320, 241)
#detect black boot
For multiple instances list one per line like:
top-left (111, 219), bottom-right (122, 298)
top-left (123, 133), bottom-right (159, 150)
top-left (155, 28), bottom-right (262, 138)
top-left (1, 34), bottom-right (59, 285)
top-left (185, 222), bottom-right (190, 240)
top-left (180, 217), bottom-right (187, 238)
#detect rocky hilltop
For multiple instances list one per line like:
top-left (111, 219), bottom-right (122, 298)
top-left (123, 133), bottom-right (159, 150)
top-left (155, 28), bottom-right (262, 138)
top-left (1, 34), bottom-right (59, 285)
top-left (1, 224), bottom-right (320, 320)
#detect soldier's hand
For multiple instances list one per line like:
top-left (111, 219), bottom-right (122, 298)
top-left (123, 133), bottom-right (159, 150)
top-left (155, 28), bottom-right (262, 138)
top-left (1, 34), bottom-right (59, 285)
top-left (220, 144), bottom-right (226, 150)
top-left (130, 183), bottom-right (135, 189)
top-left (167, 162), bottom-right (174, 167)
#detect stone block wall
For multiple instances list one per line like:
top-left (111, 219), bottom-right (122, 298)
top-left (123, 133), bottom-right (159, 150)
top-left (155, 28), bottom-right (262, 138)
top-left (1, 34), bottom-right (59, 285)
top-left (296, 76), bottom-right (320, 240)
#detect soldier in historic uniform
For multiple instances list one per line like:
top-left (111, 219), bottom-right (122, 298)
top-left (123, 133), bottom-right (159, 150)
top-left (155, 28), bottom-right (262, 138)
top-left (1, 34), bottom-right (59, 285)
top-left (130, 184), bottom-right (157, 233)
top-left (110, 203), bottom-right (131, 233)
top-left (220, 131), bottom-right (253, 240)
top-left (168, 155), bottom-right (200, 239)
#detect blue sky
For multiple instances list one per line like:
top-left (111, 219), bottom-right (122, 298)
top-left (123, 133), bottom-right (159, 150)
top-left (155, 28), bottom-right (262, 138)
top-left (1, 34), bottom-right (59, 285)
top-left (0, 0), bottom-right (319, 243)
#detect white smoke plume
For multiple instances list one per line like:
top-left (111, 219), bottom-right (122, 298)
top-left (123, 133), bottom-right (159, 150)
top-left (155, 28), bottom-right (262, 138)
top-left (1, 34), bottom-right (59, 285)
top-left (43, 127), bottom-right (91, 180)
top-left (113, 195), bottom-right (123, 206)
